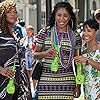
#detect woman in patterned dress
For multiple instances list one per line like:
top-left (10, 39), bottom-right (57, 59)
top-left (74, 19), bottom-right (100, 100)
top-left (34, 2), bottom-right (82, 100)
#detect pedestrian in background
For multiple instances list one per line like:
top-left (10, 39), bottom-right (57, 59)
top-left (21, 25), bottom-right (35, 81)
top-left (18, 20), bottom-right (26, 37)
top-left (13, 20), bottom-right (23, 39)
top-left (74, 19), bottom-right (100, 100)
top-left (34, 2), bottom-right (82, 100)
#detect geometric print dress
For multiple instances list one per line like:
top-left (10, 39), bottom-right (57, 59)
top-left (36, 28), bottom-right (82, 100)
top-left (82, 50), bottom-right (100, 100)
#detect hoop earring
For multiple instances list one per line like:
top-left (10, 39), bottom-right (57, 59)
top-left (55, 21), bottom-right (57, 27)
top-left (71, 19), bottom-right (73, 29)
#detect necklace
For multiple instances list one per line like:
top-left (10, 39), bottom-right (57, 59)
top-left (50, 25), bottom-right (75, 72)
top-left (59, 29), bottom-right (74, 70)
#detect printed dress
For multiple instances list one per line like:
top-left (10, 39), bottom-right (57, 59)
top-left (82, 50), bottom-right (100, 100)
top-left (36, 28), bottom-right (82, 100)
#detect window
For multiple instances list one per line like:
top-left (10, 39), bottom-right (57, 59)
top-left (17, 9), bottom-right (23, 20)
top-left (92, 0), bottom-right (97, 11)
top-left (0, 0), bottom-right (5, 2)
top-left (41, 11), bottom-right (46, 27)
top-left (54, 0), bottom-right (62, 4)
top-left (41, 0), bottom-right (46, 27)
top-left (14, 0), bottom-right (23, 3)
top-left (29, 0), bottom-right (36, 4)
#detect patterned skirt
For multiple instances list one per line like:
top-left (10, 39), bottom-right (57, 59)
top-left (38, 64), bottom-right (76, 100)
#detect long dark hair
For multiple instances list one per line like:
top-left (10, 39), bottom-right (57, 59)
top-left (47, 2), bottom-right (76, 31)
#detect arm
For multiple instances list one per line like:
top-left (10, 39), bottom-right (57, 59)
top-left (73, 32), bottom-right (82, 98)
top-left (34, 45), bottom-right (47, 59)
top-left (87, 58), bottom-right (100, 70)
top-left (74, 44), bottom-right (100, 70)
top-left (74, 49), bottom-right (81, 98)
top-left (34, 45), bottom-right (56, 60)
top-left (75, 56), bottom-right (100, 70)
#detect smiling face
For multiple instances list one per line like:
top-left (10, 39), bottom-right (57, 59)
top-left (82, 25), bottom-right (97, 43)
top-left (55, 8), bottom-right (71, 30)
top-left (6, 6), bottom-right (17, 25)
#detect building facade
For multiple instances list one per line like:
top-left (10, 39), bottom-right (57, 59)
top-left (0, 0), bottom-right (100, 33)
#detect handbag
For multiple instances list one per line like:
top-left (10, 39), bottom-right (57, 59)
top-left (32, 60), bottom-right (43, 80)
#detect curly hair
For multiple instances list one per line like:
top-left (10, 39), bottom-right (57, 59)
top-left (0, 0), bottom-right (16, 35)
top-left (47, 2), bottom-right (77, 31)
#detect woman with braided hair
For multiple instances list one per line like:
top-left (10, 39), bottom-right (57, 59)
top-left (0, 0), bottom-right (32, 100)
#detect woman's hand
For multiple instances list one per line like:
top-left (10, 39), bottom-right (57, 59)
top-left (46, 48), bottom-right (56, 57)
top-left (74, 85), bottom-right (81, 98)
top-left (0, 67), bottom-right (15, 78)
top-left (74, 56), bottom-right (87, 63)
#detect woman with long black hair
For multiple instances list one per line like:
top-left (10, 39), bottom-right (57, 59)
top-left (34, 2), bottom-right (82, 100)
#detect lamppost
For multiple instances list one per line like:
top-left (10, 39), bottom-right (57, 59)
top-left (87, 0), bottom-right (90, 19)
top-left (76, 0), bottom-right (79, 20)
top-left (46, 0), bottom-right (52, 25)
top-left (36, 0), bottom-right (41, 31)
top-left (0, 0), bottom-right (4, 2)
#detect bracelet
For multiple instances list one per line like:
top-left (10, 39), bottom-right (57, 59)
top-left (86, 58), bottom-right (89, 65)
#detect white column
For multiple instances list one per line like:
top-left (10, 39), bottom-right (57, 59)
top-left (25, 0), bottom-right (29, 26)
